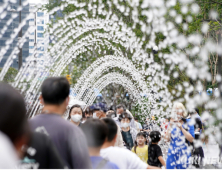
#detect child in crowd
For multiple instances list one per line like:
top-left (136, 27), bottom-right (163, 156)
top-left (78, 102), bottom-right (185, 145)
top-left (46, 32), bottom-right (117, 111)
top-left (131, 132), bottom-right (148, 163)
top-left (148, 131), bottom-right (166, 168)
top-left (81, 119), bottom-right (119, 169)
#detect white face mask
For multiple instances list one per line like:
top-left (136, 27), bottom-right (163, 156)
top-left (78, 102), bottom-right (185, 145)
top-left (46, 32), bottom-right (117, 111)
top-left (121, 122), bottom-right (130, 128)
top-left (71, 114), bottom-right (82, 123)
top-left (93, 112), bottom-right (99, 119)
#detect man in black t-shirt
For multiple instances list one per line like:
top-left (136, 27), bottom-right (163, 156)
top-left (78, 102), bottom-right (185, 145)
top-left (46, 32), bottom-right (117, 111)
top-left (148, 131), bottom-right (165, 168)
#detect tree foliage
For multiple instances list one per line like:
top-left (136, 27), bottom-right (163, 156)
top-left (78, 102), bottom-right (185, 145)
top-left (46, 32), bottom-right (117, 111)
top-left (0, 67), bottom-right (18, 83)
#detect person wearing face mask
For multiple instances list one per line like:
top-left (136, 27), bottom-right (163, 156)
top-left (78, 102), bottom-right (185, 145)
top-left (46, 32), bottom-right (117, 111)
top-left (90, 103), bottom-right (108, 119)
top-left (113, 104), bottom-right (126, 126)
top-left (119, 112), bottom-right (137, 150)
top-left (68, 104), bottom-right (84, 127)
top-left (164, 102), bottom-right (195, 169)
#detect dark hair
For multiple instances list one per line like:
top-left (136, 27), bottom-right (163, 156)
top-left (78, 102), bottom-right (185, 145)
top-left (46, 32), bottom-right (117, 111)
top-left (116, 104), bottom-right (126, 111)
top-left (109, 105), bottom-right (115, 111)
top-left (102, 118), bottom-right (118, 142)
top-left (0, 83), bottom-right (29, 144)
top-left (68, 104), bottom-right (83, 119)
top-left (81, 119), bottom-right (108, 147)
top-left (84, 106), bottom-right (93, 116)
top-left (195, 108), bottom-right (199, 114)
top-left (90, 103), bottom-right (108, 113)
top-left (189, 109), bottom-right (196, 116)
top-left (41, 77), bottom-right (70, 105)
top-left (150, 131), bottom-right (161, 143)
top-left (134, 117), bottom-right (138, 121)
top-left (106, 110), bottom-right (117, 118)
top-left (165, 117), bottom-right (170, 121)
top-left (134, 132), bottom-right (147, 153)
top-left (118, 112), bottom-right (132, 122)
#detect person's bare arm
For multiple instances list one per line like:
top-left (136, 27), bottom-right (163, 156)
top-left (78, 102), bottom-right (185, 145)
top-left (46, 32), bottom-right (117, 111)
top-left (147, 165), bottom-right (161, 169)
top-left (158, 156), bottom-right (166, 168)
top-left (180, 127), bottom-right (194, 143)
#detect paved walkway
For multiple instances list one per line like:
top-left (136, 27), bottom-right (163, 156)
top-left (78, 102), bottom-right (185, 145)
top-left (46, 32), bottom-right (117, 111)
top-left (202, 143), bottom-right (221, 169)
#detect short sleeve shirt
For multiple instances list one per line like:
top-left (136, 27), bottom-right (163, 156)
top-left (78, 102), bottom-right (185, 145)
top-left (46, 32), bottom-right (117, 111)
top-left (90, 156), bottom-right (119, 169)
top-left (100, 146), bottom-right (148, 169)
top-left (131, 145), bottom-right (148, 163)
top-left (29, 114), bottom-right (91, 169)
top-left (147, 144), bottom-right (163, 167)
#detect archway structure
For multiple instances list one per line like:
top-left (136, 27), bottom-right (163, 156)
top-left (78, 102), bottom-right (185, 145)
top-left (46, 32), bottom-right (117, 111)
top-left (83, 72), bottom-right (141, 105)
top-left (73, 55), bottom-right (149, 101)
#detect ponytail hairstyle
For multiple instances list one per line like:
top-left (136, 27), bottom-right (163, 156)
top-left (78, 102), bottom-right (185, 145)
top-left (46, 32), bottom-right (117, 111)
top-left (134, 132), bottom-right (147, 153)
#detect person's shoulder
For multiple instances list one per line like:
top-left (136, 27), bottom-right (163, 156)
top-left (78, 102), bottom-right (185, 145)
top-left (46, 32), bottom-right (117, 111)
top-left (151, 144), bottom-right (161, 149)
top-left (195, 117), bottom-right (202, 123)
top-left (104, 146), bottom-right (129, 154)
top-left (30, 114), bottom-right (61, 123)
top-left (186, 118), bottom-right (191, 122)
top-left (131, 127), bottom-right (137, 133)
top-left (113, 117), bottom-right (118, 121)
top-left (63, 120), bottom-right (84, 134)
top-left (106, 161), bottom-right (119, 169)
top-left (186, 118), bottom-right (195, 127)
top-left (29, 114), bottom-right (44, 122)
top-left (156, 144), bottom-right (161, 148)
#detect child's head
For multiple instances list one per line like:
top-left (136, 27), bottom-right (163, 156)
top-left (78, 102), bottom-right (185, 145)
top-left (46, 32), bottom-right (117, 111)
top-left (136, 132), bottom-right (146, 145)
top-left (150, 131), bottom-right (161, 143)
top-left (81, 119), bottom-right (108, 149)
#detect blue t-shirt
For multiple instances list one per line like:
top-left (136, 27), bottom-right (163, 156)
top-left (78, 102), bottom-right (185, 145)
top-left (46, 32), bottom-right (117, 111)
top-left (90, 156), bottom-right (119, 169)
top-left (166, 119), bottom-right (195, 169)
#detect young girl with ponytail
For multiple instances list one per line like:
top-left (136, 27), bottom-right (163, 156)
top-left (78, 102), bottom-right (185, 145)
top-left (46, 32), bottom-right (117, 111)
top-left (131, 132), bottom-right (148, 163)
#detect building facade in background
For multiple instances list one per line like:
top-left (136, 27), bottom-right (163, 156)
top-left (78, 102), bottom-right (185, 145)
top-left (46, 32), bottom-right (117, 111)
top-left (29, 4), bottom-right (49, 67)
top-left (0, 0), bottom-right (29, 69)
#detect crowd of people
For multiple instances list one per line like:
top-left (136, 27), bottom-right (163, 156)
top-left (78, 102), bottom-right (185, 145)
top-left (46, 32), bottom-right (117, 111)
top-left (0, 77), bottom-right (208, 169)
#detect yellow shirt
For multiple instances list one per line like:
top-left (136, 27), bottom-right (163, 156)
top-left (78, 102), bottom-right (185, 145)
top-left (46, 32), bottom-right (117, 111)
top-left (131, 145), bottom-right (148, 163)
